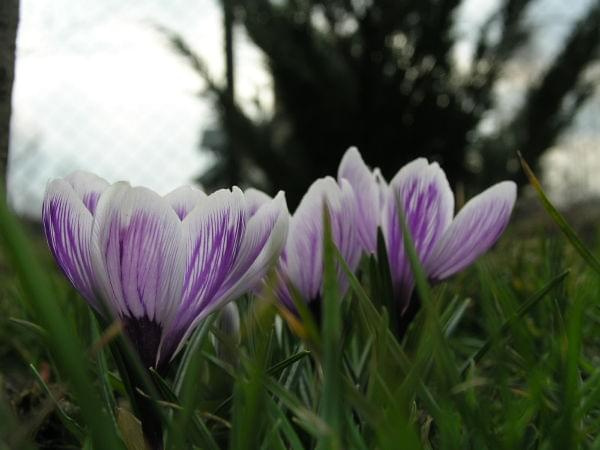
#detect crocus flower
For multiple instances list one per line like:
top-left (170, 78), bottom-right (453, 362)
top-left (338, 147), bottom-right (387, 254)
top-left (338, 147), bottom-right (516, 310)
top-left (275, 176), bottom-right (361, 314)
top-left (43, 172), bottom-right (289, 369)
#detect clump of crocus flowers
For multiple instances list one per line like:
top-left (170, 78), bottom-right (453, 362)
top-left (43, 173), bottom-right (289, 369)
top-left (42, 147), bottom-right (516, 448)
top-left (337, 147), bottom-right (516, 332)
top-left (43, 147), bottom-right (516, 363)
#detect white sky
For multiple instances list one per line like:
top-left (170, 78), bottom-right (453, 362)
top-left (8, 0), bottom-right (271, 216)
top-left (7, 0), bottom-right (600, 216)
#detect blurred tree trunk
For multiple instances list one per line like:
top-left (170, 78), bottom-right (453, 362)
top-left (0, 0), bottom-right (19, 186)
top-left (222, 0), bottom-right (239, 186)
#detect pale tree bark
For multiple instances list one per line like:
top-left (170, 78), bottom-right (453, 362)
top-left (0, 0), bottom-right (19, 185)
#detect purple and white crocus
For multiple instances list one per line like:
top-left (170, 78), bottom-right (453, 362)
top-left (275, 177), bottom-right (361, 314)
top-left (338, 147), bottom-right (516, 311)
top-left (43, 172), bottom-right (289, 369)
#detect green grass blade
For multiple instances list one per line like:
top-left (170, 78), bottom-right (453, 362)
top-left (265, 395), bottom-right (305, 450)
top-left (317, 205), bottom-right (343, 450)
top-left (174, 321), bottom-right (222, 450)
top-left (394, 196), bottom-right (459, 385)
top-left (463, 269), bottom-right (569, 372)
top-left (264, 376), bottom-right (330, 438)
top-left (267, 349), bottom-right (311, 377)
top-left (334, 245), bottom-right (411, 371)
top-left (230, 300), bottom-right (276, 450)
top-left (8, 317), bottom-right (47, 339)
top-left (0, 194), bottom-right (124, 450)
top-left (439, 294), bottom-right (470, 337)
top-left (205, 347), bottom-right (310, 421)
top-left (578, 369), bottom-right (600, 419)
top-left (29, 363), bottom-right (85, 441)
top-left (519, 152), bottom-right (600, 276)
top-left (150, 368), bottom-right (220, 450)
top-left (395, 194), bottom-right (498, 446)
top-left (173, 315), bottom-right (215, 395)
top-left (555, 286), bottom-right (586, 447)
top-left (89, 312), bottom-right (119, 433)
top-left (346, 411), bottom-right (369, 450)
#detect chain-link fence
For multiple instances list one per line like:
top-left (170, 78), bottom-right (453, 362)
top-left (7, 0), bottom-right (600, 218)
top-left (7, 0), bottom-right (230, 218)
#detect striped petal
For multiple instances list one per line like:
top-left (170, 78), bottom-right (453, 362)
top-left (64, 171), bottom-right (109, 214)
top-left (216, 191), bottom-right (289, 301)
top-left (338, 147), bottom-right (381, 254)
top-left (164, 185), bottom-right (206, 220)
top-left (162, 188), bottom-right (246, 356)
top-left (244, 187), bottom-right (273, 217)
top-left (43, 179), bottom-right (97, 307)
top-left (284, 177), bottom-right (359, 303)
top-left (335, 179), bottom-right (362, 283)
top-left (425, 181), bottom-right (516, 281)
top-left (165, 191), bottom-right (288, 358)
top-left (383, 159), bottom-right (454, 305)
top-left (90, 183), bottom-right (185, 326)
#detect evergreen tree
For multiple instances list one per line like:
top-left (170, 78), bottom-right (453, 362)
top-left (168, 0), bottom-right (600, 207)
top-left (477, 1), bottom-right (600, 186)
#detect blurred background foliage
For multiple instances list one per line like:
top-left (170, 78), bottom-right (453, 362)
top-left (165, 0), bottom-right (600, 207)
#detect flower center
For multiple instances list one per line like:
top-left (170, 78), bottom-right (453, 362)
top-left (123, 316), bottom-right (163, 370)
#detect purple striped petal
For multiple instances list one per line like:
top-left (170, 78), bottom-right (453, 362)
top-left (425, 181), bottom-right (516, 281)
top-left (165, 192), bottom-right (288, 358)
top-left (161, 187), bottom-right (246, 356)
top-left (383, 159), bottom-right (454, 305)
top-left (164, 185), bottom-right (206, 220)
top-left (43, 179), bottom-right (98, 307)
top-left (216, 191), bottom-right (289, 301)
top-left (284, 177), bottom-right (359, 304)
top-left (90, 183), bottom-right (185, 327)
top-left (338, 147), bottom-right (382, 254)
top-left (163, 190), bottom-right (288, 359)
top-left (64, 171), bottom-right (109, 214)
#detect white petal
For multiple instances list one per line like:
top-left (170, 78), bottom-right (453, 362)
top-left (383, 159), bottom-right (454, 302)
top-left (64, 171), bottom-right (110, 214)
top-left (337, 179), bottom-right (362, 274)
top-left (166, 191), bottom-right (288, 355)
top-left (284, 177), bottom-right (359, 302)
top-left (164, 185), bottom-right (206, 220)
top-left (90, 183), bottom-right (185, 325)
top-left (244, 187), bottom-right (273, 217)
top-left (43, 179), bottom-right (98, 307)
top-left (337, 147), bottom-right (381, 253)
top-left (373, 167), bottom-right (389, 206)
top-left (160, 187), bottom-right (247, 357)
top-left (425, 181), bottom-right (516, 281)
top-left (217, 190), bottom-right (289, 302)
top-left (180, 187), bottom-right (246, 312)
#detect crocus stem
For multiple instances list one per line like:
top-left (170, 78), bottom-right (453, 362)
top-left (136, 383), bottom-right (164, 450)
top-left (396, 292), bottom-right (421, 339)
top-left (112, 334), bottom-right (165, 450)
